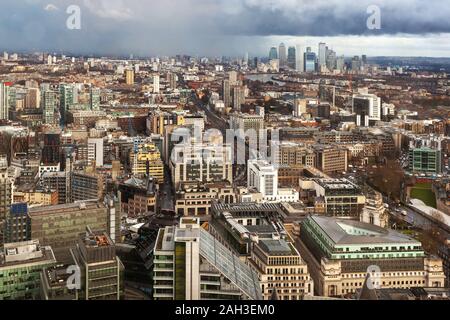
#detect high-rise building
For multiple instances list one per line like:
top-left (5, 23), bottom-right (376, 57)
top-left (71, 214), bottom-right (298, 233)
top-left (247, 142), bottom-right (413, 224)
top-left (42, 90), bottom-right (57, 125)
top-left (87, 138), bottom-right (104, 167)
top-left (269, 47), bottom-right (278, 60)
top-left (153, 75), bottom-right (160, 93)
top-left (4, 203), bottom-right (31, 244)
top-left (229, 71), bottom-right (238, 85)
top-left (59, 84), bottom-right (74, 125)
top-left (0, 82), bottom-right (10, 120)
top-left (287, 46), bottom-right (296, 69)
top-left (232, 86), bottom-right (245, 111)
top-left (247, 159), bottom-right (299, 203)
top-left (152, 217), bottom-right (262, 300)
top-left (90, 87), bottom-right (100, 110)
top-left (222, 79), bottom-right (231, 108)
top-left (295, 45), bottom-right (304, 72)
top-left (352, 93), bottom-right (382, 126)
top-left (71, 171), bottom-right (104, 202)
top-left (42, 132), bottom-right (61, 165)
top-left (125, 69), bottom-right (135, 85)
top-left (0, 166), bottom-right (12, 244)
top-left (304, 49), bottom-right (316, 73)
top-left (70, 228), bottom-right (124, 300)
top-left (318, 42), bottom-right (327, 70)
top-left (129, 143), bottom-right (164, 182)
top-left (25, 87), bottom-right (40, 109)
top-left (279, 43), bottom-right (287, 67)
top-left (167, 72), bottom-right (177, 90)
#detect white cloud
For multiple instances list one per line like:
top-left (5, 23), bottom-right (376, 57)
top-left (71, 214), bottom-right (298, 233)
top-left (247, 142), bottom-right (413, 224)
top-left (44, 3), bottom-right (58, 11)
top-left (82, 0), bottom-right (133, 20)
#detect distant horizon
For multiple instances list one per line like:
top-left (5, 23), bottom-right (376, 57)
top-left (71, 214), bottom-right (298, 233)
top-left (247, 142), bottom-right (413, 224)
top-left (3, 48), bottom-right (450, 62)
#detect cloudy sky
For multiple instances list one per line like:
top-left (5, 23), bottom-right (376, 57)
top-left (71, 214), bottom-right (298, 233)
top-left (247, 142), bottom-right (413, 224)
top-left (1, 0), bottom-right (450, 57)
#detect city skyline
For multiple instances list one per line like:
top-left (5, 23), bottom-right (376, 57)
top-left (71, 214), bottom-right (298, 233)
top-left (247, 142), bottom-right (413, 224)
top-left (1, 0), bottom-right (450, 57)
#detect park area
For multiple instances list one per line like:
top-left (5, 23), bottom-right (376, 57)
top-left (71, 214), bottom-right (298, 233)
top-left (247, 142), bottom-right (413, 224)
top-left (410, 182), bottom-right (437, 208)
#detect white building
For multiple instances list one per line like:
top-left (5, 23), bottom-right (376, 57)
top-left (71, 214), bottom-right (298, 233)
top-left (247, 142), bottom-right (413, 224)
top-left (247, 159), bottom-right (299, 203)
top-left (352, 93), bottom-right (382, 126)
top-left (153, 75), bottom-right (160, 93)
top-left (88, 138), bottom-right (104, 167)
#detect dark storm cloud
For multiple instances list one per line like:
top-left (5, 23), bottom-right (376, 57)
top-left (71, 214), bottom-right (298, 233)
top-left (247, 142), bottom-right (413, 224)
top-left (0, 0), bottom-right (449, 56)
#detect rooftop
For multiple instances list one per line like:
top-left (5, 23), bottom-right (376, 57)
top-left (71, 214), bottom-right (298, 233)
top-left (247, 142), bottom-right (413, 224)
top-left (309, 215), bottom-right (421, 246)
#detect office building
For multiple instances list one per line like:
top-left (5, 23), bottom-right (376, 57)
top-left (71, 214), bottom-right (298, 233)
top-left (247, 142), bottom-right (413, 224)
top-left (70, 228), bottom-right (124, 300)
top-left (87, 138), bottom-right (104, 167)
top-left (175, 181), bottom-right (235, 216)
top-left (125, 69), bottom-right (135, 85)
top-left (153, 75), bottom-right (160, 93)
top-left (279, 43), bottom-right (287, 67)
top-left (352, 93), bottom-right (382, 126)
top-left (304, 49), bottom-right (316, 72)
top-left (313, 145), bottom-right (348, 175)
top-left (232, 86), bottom-right (245, 111)
top-left (170, 143), bottom-right (233, 190)
top-left (119, 176), bottom-right (157, 217)
top-left (408, 147), bottom-right (442, 174)
top-left (287, 46), bottom-right (296, 69)
top-left (4, 203), bottom-right (31, 244)
top-left (29, 200), bottom-right (118, 259)
top-left (297, 215), bottom-right (446, 296)
top-left (0, 240), bottom-right (56, 300)
top-left (40, 264), bottom-right (80, 300)
top-left (249, 239), bottom-right (314, 300)
top-left (90, 87), bottom-right (101, 111)
top-left (71, 171), bottom-right (104, 202)
top-left (25, 87), bottom-right (40, 109)
top-left (295, 44), bottom-right (304, 72)
top-left (269, 47), bottom-right (278, 60)
top-left (299, 178), bottom-right (366, 218)
top-left (42, 90), bottom-right (57, 125)
top-left (40, 171), bottom-right (68, 204)
top-left (129, 143), bottom-right (164, 182)
top-left (0, 167), bottom-right (12, 238)
top-left (153, 217), bottom-right (262, 300)
top-left (222, 79), bottom-right (231, 108)
top-left (318, 43), bottom-right (327, 71)
top-left (0, 82), bottom-right (10, 120)
top-left (59, 84), bottom-right (75, 125)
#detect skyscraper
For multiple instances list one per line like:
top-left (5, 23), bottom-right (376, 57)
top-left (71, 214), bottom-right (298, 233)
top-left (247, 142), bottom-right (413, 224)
top-left (295, 44), bottom-right (304, 72)
top-left (279, 43), bottom-right (287, 67)
top-left (125, 69), bottom-right (135, 85)
top-left (269, 47), bottom-right (278, 60)
top-left (222, 79), bottom-right (231, 108)
top-left (287, 46), bottom-right (296, 69)
top-left (232, 86), bottom-right (245, 111)
top-left (153, 75), bottom-right (160, 93)
top-left (90, 87), bottom-right (101, 110)
top-left (42, 90), bottom-right (57, 125)
top-left (59, 84), bottom-right (74, 126)
top-left (318, 42), bottom-right (327, 71)
top-left (0, 82), bottom-right (10, 120)
top-left (304, 48), bottom-right (316, 73)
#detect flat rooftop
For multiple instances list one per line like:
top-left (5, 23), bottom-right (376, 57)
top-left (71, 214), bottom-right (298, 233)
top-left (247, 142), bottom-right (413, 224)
top-left (309, 215), bottom-right (421, 246)
top-left (258, 239), bottom-right (294, 256)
